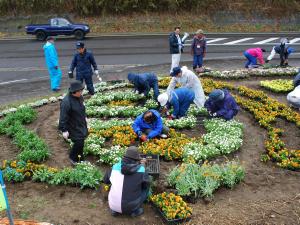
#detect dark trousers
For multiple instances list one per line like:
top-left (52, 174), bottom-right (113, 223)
top-left (70, 139), bottom-right (85, 162)
top-left (77, 75), bottom-right (94, 95)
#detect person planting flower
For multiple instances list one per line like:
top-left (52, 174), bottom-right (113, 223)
top-left (158, 88), bottom-right (195, 119)
top-left (127, 72), bottom-right (160, 100)
top-left (243, 47), bottom-right (266, 68)
top-left (132, 110), bottom-right (169, 142)
top-left (204, 89), bottom-right (239, 120)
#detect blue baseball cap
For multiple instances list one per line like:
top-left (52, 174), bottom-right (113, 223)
top-left (170, 67), bottom-right (182, 77)
top-left (76, 41), bottom-right (84, 49)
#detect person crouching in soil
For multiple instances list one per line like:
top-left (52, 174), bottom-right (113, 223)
top-left (132, 109), bottom-right (169, 142)
top-left (103, 146), bottom-right (150, 217)
top-left (204, 89), bottom-right (239, 120)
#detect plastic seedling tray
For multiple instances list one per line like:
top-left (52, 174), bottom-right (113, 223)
top-left (151, 202), bottom-right (192, 225)
top-left (140, 154), bottom-right (160, 178)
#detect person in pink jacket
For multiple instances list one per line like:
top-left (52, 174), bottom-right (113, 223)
top-left (244, 48), bottom-right (266, 68)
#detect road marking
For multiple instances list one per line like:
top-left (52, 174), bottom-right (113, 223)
top-left (206, 38), bottom-right (228, 43)
top-left (0, 79), bottom-right (28, 85)
top-left (224, 38), bottom-right (254, 45)
top-left (253, 38), bottom-right (278, 44)
top-left (289, 38), bottom-right (300, 44)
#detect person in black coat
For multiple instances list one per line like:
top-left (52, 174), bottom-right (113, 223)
top-left (59, 81), bottom-right (88, 165)
top-left (169, 26), bottom-right (186, 73)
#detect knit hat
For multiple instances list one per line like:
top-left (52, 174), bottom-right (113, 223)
top-left (157, 93), bottom-right (169, 106)
top-left (209, 89), bottom-right (225, 102)
top-left (196, 29), bottom-right (204, 35)
top-left (170, 67), bottom-right (182, 77)
top-left (69, 81), bottom-right (84, 93)
top-left (124, 146), bottom-right (141, 161)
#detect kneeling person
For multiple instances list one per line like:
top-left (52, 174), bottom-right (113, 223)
top-left (103, 146), bottom-right (150, 217)
top-left (158, 87), bottom-right (195, 119)
top-left (204, 89), bottom-right (239, 120)
top-left (132, 110), bottom-right (169, 142)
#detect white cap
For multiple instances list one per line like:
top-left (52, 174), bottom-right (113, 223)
top-left (158, 93), bottom-right (168, 106)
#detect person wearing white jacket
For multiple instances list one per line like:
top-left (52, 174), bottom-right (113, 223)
top-left (287, 71), bottom-right (300, 109)
top-left (167, 66), bottom-right (205, 108)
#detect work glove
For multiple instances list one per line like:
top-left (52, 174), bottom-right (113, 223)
top-left (265, 60), bottom-right (270, 63)
top-left (68, 71), bottom-right (74, 78)
top-left (137, 131), bottom-right (143, 138)
top-left (140, 93), bottom-right (145, 97)
top-left (94, 70), bottom-right (99, 76)
top-left (140, 135), bottom-right (148, 142)
top-left (134, 90), bottom-right (139, 94)
top-left (97, 75), bottom-right (102, 82)
top-left (62, 131), bottom-right (69, 140)
top-left (167, 115), bottom-right (175, 120)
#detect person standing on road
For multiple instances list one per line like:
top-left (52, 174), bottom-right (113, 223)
top-left (204, 89), bottom-right (239, 120)
top-left (191, 29), bottom-right (207, 72)
top-left (158, 87), bottom-right (195, 119)
top-left (169, 26), bottom-right (187, 73)
top-left (43, 36), bottom-right (62, 92)
top-left (167, 66), bottom-right (205, 108)
top-left (59, 81), bottom-right (88, 165)
top-left (266, 38), bottom-right (295, 66)
top-left (68, 42), bottom-right (100, 95)
top-left (127, 72), bottom-right (160, 100)
top-left (243, 48), bottom-right (266, 68)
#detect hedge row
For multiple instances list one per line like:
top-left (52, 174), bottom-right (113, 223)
top-left (0, 0), bottom-right (299, 16)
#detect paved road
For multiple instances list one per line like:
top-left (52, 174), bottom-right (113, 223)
top-left (0, 33), bottom-right (299, 86)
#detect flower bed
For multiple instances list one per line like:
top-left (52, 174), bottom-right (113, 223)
top-left (260, 79), bottom-right (293, 93)
top-left (183, 118), bottom-right (243, 162)
top-left (167, 162), bottom-right (245, 199)
top-left (200, 67), bottom-right (298, 79)
top-left (1, 160), bottom-right (103, 189)
top-left (202, 78), bottom-right (300, 170)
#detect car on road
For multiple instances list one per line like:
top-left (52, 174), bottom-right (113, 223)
top-left (25, 18), bottom-right (90, 41)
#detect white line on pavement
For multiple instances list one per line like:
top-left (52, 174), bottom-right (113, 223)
top-left (253, 38), bottom-right (278, 44)
top-left (289, 38), bottom-right (300, 44)
top-left (206, 38), bottom-right (228, 43)
top-left (224, 38), bottom-right (254, 45)
top-left (0, 79), bottom-right (28, 85)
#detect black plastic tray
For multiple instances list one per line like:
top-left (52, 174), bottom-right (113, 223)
top-left (151, 202), bottom-right (192, 225)
top-left (140, 154), bottom-right (160, 178)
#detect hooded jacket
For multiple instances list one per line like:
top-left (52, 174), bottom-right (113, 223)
top-left (128, 73), bottom-right (159, 99)
top-left (58, 94), bottom-right (88, 140)
top-left (70, 49), bottom-right (98, 79)
top-left (132, 109), bottom-right (163, 139)
top-left (204, 89), bottom-right (239, 120)
top-left (104, 157), bottom-right (150, 214)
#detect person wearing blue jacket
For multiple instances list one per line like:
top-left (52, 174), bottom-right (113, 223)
top-left (127, 73), bottom-right (159, 100)
top-left (43, 37), bottom-right (62, 91)
top-left (132, 110), bottom-right (169, 142)
top-left (204, 89), bottom-right (239, 120)
top-left (266, 38), bottom-right (295, 66)
top-left (69, 42), bottom-right (99, 95)
top-left (158, 88), bottom-right (195, 119)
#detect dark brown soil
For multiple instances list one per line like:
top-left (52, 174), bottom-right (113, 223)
top-left (1, 77), bottom-right (300, 225)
